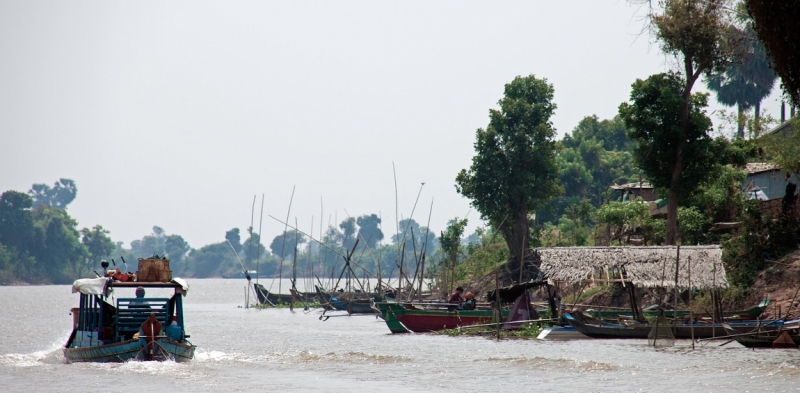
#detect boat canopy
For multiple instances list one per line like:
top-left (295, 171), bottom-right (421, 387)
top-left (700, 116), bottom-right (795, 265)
top-left (71, 277), bottom-right (110, 296)
top-left (71, 277), bottom-right (190, 296)
top-left (536, 245), bottom-right (728, 289)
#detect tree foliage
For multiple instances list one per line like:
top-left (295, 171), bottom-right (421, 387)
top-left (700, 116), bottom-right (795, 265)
top-left (619, 72), bottom-right (720, 243)
top-left (269, 230), bottom-right (306, 260)
top-left (746, 0), bottom-right (800, 106)
top-left (647, 0), bottom-right (742, 245)
top-left (456, 74), bottom-right (562, 274)
top-left (81, 225), bottom-right (115, 264)
top-left (356, 214), bottom-right (383, 249)
top-left (28, 179), bottom-right (77, 209)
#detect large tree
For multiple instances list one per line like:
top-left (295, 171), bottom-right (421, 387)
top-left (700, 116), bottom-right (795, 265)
top-left (619, 72), bottom-right (720, 235)
top-left (746, 1), bottom-right (800, 106)
top-left (80, 225), bottom-right (115, 264)
top-left (705, 24), bottom-right (776, 138)
top-left (0, 191), bottom-right (35, 252)
top-left (456, 75), bottom-right (561, 276)
top-left (356, 214), bottom-right (383, 249)
top-left (646, 0), bottom-right (740, 245)
top-left (28, 179), bottom-right (77, 209)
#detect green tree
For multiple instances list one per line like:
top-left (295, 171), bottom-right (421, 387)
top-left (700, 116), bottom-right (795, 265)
top-left (438, 218), bottom-right (468, 292)
top-left (80, 225), bottom-right (115, 265)
top-left (456, 75), bottom-right (562, 276)
top-left (647, 0), bottom-right (742, 244)
top-left (339, 218), bottom-right (357, 251)
top-left (225, 228), bottom-right (242, 253)
top-left (356, 214), bottom-right (383, 249)
top-left (706, 23), bottom-right (776, 138)
top-left (31, 205), bottom-right (88, 282)
top-left (130, 226), bottom-right (167, 257)
top-left (269, 230), bottom-right (306, 260)
top-left (746, 1), bottom-right (800, 106)
top-left (28, 179), bottom-right (77, 209)
top-left (593, 199), bottom-right (651, 245)
top-left (165, 234), bottom-right (191, 274)
top-left (0, 191), bottom-right (35, 252)
top-left (562, 115), bottom-right (634, 152)
top-left (760, 119), bottom-right (800, 177)
top-left (619, 72), bottom-right (718, 246)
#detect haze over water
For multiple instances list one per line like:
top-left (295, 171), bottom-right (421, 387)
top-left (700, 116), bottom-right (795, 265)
top-left (2, 279), bottom-right (799, 392)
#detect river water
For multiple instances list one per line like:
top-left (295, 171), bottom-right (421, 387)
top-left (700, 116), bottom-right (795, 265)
top-left (1, 279), bottom-right (799, 392)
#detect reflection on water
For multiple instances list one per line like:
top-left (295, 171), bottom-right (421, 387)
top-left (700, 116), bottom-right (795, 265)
top-left (2, 279), bottom-right (799, 392)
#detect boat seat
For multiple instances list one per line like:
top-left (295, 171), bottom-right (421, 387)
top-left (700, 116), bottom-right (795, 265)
top-left (115, 298), bottom-right (170, 340)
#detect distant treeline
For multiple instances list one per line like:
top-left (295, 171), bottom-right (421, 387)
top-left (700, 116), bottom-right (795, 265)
top-left (0, 180), bottom-right (440, 283)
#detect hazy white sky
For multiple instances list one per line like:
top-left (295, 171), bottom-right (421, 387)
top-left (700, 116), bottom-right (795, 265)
top-left (0, 1), bottom-right (784, 250)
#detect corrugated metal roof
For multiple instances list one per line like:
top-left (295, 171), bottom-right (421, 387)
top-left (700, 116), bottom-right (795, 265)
top-left (609, 182), bottom-right (653, 190)
top-left (745, 162), bottom-right (779, 174)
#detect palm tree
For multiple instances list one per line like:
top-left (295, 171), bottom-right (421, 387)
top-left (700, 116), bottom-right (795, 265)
top-left (706, 27), bottom-right (776, 138)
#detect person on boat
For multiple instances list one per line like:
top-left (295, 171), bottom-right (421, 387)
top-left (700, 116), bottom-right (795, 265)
top-left (130, 286), bottom-right (151, 309)
top-left (462, 292), bottom-right (476, 310)
top-left (447, 287), bottom-right (464, 310)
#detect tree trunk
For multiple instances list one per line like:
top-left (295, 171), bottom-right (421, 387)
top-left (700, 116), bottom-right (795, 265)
top-left (667, 59), bottom-right (700, 246)
top-left (754, 101), bottom-right (761, 137)
top-left (737, 104), bottom-right (744, 139)
top-left (501, 206), bottom-right (530, 280)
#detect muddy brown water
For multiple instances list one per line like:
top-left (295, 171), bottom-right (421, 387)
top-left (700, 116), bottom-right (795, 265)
top-left (2, 279), bottom-right (799, 392)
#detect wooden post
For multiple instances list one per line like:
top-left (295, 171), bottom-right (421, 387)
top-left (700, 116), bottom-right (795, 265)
top-left (418, 252), bottom-right (426, 302)
top-left (495, 262), bottom-right (501, 341)
top-left (673, 244), bottom-right (680, 329)
top-left (519, 230), bottom-right (526, 284)
top-left (688, 256), bottom-right (694, 350)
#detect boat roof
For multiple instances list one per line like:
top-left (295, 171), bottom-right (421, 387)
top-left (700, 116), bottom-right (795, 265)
top-left (109, 281), bottom-right (184, 289)
top-left (72, 277), bottom-right (189, 296)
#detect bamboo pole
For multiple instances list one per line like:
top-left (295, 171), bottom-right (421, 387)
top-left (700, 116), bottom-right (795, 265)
top-left (689, 256), bottom-right (694, 350)
top-left (291, 219), bottom-right (298, 312)
top-left (495, 259), bottom-right (501, 341)
top-left (273, 186), bottom-right (295, 297)
top-left (674, 243), bottom-right (681, 330)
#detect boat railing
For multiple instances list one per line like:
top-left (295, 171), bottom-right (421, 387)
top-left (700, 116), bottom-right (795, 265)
top-left (115, 297), bottom-right (170, 340)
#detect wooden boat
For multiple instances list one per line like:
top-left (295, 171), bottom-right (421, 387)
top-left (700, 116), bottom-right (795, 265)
top-left (315, 286), bottom-right (376, 314)
top-left (536, 325), bottom-right (589, 340)
top-left (584, 300), bottom-right (770, 321)
top-left (64, 278), bottom-right (195, 363)
top-left (564, 312), bottom-right (788, 339)
top-left (253, 283), bottom-right (316, 305)
top-left (722, 324), bottom-right (800, 348)
top-left (375, 301), bottom-right (512, 333)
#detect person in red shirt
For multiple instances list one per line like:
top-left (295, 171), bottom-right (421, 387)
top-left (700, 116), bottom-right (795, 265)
top-left (448, 287), bottom-right (464, 310)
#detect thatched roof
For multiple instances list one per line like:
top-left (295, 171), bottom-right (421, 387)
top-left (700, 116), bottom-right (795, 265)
top-left (536, 246), bottom-right (727, 289)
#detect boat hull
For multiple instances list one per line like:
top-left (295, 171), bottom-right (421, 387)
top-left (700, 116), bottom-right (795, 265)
top-left (564, 312), bottom-right (788, 339)
top-left (63, 337), bottom-right (195, 363)
top-left (316, 287), bottom-right (376, 314)
top-left (722, 325), bottom-right (800, 348)
top-left (376, 302), bottom-right (504, 333)
top-left (536, 326), bottom-right (589, 340)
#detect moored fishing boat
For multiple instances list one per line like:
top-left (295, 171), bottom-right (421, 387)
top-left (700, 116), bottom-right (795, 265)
top-left (63, 258), bottom-right (195, 363)
top-left (253, 283), bottom-right (316, 305)
top-left (316, 286), bottom-right (376, 314)
top-left (564, 312), bottom-right (791, 339)
top-left (536, 325), bottom-right (588, 340)
top-left (583, 300), bottom-right (770, 321)
top-left (721, 323), bottom-right (800, 348)
top-left (375, 302), bottom-right (509, 333)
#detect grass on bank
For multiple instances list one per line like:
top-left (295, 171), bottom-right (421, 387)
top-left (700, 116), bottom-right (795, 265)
top-left (438, 321), bottom-right (546, 339)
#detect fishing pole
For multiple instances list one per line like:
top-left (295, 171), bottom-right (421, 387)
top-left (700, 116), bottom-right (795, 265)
top-left (268, 215), bottom-right (380, 280)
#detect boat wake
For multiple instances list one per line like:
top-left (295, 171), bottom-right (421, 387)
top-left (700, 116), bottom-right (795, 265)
top-left (486, 356), bottom-right (617, 372)
top-left (192, 348), bottom-right (411, 366)
top-left (0, 346), bottom-right (64, 367)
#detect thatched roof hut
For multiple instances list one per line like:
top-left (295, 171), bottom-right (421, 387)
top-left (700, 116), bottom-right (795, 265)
top-left (536, 246), bottom-right (727, 289)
